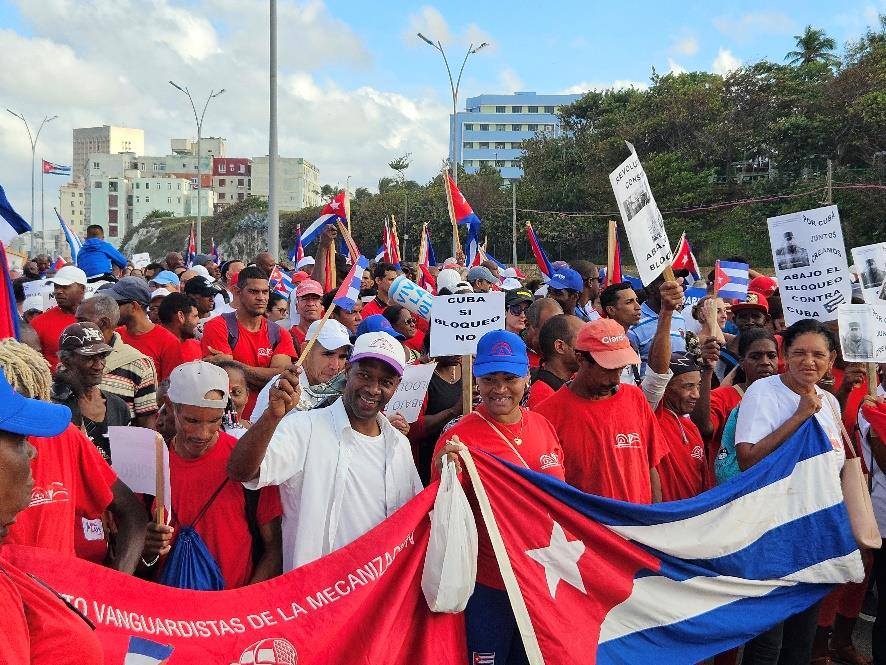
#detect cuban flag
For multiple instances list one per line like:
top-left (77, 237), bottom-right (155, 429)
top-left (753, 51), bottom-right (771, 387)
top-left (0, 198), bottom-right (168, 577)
top-left (301, 191), bottom-right (347, 247)
top-left (445, 172), bottom-right (482, 266)
top-left (463, 417), bottom-right (863, 664)
top-left (268, 265), bottom-right (294, 296)
top-left (52, 256), bottom-right (66, 271)
top-left (183, 223), bottom-right (196, 268)
top-left (0, 184), bottom-right (31, 246)
top-left (672, 232), bottom-right (702, 281)
top-left (526, 221), bottom-right (554, 280)
top-left (714, 260), bottom-right (749, 301)
top-left (374, 246), bottom-right (385, 263)
top-left (417, 224), bottom-right (437, 291)
top-left (54, 208), bottom-right (83, 262)
top-left (42, 159), bottom-right (72, 176)
top-left (333, 255), bottom-right (369, 312)
top-left (383, 218), bottom-right (401, 268)
top-left (123, 636), bottom-right (173, 664)
top-left (210, 237), bottom-right (220, 265)
top-left (288, 224), bottom-right (304, 265)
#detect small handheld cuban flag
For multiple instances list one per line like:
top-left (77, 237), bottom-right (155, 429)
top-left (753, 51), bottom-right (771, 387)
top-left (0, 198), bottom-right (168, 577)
top-left (301, 191), bottom-right (347, 247)
top-left (183, 223), bottom-right (196, 268)
top-left (333, 255), bottom-right (369, 312)
top-left (288, 224), bottom-right (304, 264)
top-left (526, 221), bottom-right (554, 280)
top-left (714, 259), bottom-right (750, 301)
top-left (444, 172), bottom-right (482, 266)
top-left (672, 232), bottom-right (702, 281)
top-left (123, 636), bottom-right (173, 664)
top-left (268, 265), bottom-right (294, 296)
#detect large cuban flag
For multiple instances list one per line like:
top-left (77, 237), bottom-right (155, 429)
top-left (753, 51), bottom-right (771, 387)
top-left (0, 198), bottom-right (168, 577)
top-left (301, 191), bottom-right (347, 247)
top-left (463, 417), bottom-right (864, 664)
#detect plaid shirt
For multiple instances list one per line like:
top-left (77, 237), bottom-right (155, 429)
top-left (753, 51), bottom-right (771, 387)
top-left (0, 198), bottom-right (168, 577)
top-left (101, 333), bottom-right (159, 419)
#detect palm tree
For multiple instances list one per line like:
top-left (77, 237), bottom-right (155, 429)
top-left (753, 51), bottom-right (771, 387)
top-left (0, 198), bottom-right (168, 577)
top-left (785, 25), bottom-right (839, 66)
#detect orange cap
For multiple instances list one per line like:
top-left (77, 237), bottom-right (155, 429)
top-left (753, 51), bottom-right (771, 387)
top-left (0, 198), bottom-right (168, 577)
top-left (575, 318), bottom-right (640, 369)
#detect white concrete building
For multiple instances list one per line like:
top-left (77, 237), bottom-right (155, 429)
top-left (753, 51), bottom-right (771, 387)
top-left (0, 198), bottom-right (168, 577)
top-left (58, 182), bottom-right (86, 235)
top-left (250, 157), bottom-right (320, 211)
top-left (72, 126), bottom-right (144, 183)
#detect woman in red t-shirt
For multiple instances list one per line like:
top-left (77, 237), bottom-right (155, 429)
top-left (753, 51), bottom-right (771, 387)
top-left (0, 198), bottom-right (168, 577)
top-left (432, 330), bottom-right (564, 665)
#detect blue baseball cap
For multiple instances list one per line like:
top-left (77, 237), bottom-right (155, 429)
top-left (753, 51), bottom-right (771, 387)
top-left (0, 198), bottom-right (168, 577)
top-left (547, 268), bottom-right (583, 292)
top-left (151, 270), bottom-right (180, 287)
top-left (355, 314), bottom-right (406, 341)
top-left (473, 330), bottom-right (529, 378)
top-left (0, 369), bottom-right (71, 437)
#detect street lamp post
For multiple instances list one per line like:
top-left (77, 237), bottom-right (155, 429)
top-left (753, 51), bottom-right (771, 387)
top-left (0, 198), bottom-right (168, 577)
top-left (169, 82), bottom-right (225, 253)
top-left (6, 110), bottom-right (57, 253)
top-left (417, 33), bottom-right (488, 256)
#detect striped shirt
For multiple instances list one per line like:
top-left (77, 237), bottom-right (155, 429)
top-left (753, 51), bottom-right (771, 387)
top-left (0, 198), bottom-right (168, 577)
top-left (627, 303), bottom-right (686, 376)
top-left (101, 333), bottom-right (159, 420)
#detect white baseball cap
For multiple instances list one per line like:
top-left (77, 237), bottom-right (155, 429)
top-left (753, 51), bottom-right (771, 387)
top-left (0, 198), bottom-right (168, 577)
top-left (296, 256), bottom-right (316, 270)
top-left (350, 331), bottom-right (405, 376)
top-left (22, 295), bottom-right (44, 313)
top-left (46, 265), bottom-right (87, 286)
top-left (190, 264), bottom-right (212, 280)
top-left (167, 361), bottom-right (229, 409)
top-left (307, 318), bottom-right (352, 351)
top-left (150, 288), bottom-right (171, 300)
top-left (501, 277), bottom-right (522, 290)
top-left (436, 268), bottom-right (461, 294)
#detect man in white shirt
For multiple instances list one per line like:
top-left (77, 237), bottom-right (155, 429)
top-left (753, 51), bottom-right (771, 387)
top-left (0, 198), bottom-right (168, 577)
top-left (227, 331), bottom-right (422, 571)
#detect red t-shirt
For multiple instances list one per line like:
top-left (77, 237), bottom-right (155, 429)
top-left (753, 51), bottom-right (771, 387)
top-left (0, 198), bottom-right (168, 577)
top-left (535, 385), bottom-right (668, 503)
top-left (360, 298), bottom-right (386, 319)
top-left (404, 329), bottom-right (425, 353)
top-left (201, 316), bottom-right (296, 419)
top-left (654, 405), bottom-right (708, 501)
top-left (30, 307), bottom-right (76, 373)
top-left (117, 324), bottom-right (182, 381)
top-left (0, 556), bottom-right (104, 664)
top-left (178, 338), bottom-right (204, 365)
top-left (707, 385), bottom-right (743, 475)
top-left (432, 406), bottom-right (565, 589)
top-left (527, 349), bottom-right (541, 370)
top-left (290, 325), bottom-right (307, 355)
top-left (528, 379), bottom-right (556, 409)
top-left (164, 432), bottom-right (283, 590)
top-left (5, 425), bottom-right (117, 558)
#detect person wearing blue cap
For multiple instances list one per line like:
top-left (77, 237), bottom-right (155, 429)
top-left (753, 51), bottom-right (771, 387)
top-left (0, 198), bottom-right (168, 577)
top-left (431, 330), bottom-right (566, 665)
top-left (149, 270), bottom-right (181, 292)
top-left (546, 267), bottom-right (587, 321)
top-left (0, 366), bottom-right (104, 661)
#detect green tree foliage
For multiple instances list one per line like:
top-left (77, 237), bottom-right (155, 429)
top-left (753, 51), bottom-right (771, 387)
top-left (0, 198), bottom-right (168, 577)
top-left (786, 25), bottom-right (839, 66)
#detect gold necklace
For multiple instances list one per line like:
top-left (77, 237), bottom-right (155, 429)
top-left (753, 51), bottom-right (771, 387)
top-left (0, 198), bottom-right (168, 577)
top-left (477, 408), bottom-right (526, 446)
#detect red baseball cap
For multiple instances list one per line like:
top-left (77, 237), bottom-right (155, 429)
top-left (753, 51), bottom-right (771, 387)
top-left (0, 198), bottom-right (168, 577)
top-left (748, 275), bottom-right (778, 297)
top-left (296, 279), bottom-right (323, 298)
top-left (731, 290), bottom-right (769, 315)
top-left (574, 319), bottom-right (640, 369)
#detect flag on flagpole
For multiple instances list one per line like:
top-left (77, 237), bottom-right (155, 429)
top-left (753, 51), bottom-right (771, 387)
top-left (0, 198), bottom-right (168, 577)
top-left (288, 224), bottom-right (304, 265)
top-left (526, 221), bottom-right (554, 279)
top-left (383, 218), bottom-right (401, 268)
top-left (333, 255), bottom-right (369, 312)
top-left (672, 232), bottom-right (702, 281)
top-left (301, 191), bottom-right (347, 247)
top-left (714, 260), bottom-right (750, 301)
top-left (374, 246), bottom-right (385, 263)
top-left (183, 223), bottom-right (196, 268)
top-left (0, 242), bottom-right (21, 339)
top-left (41, 160), bottom-right (72, 176)
top-left (603, 234), bottom-right (624, 287)
top-left (417, 223), bottom-right (437, 290)
top-left (0, 184), bottom-right (31, 246)
top-left (210, 237), bottom-right (220, 265)
top-left (123, 636), bottom-right (174, 664)
top-left (54, 208), bottom-right (83, 262)
top-left (334, 220), bottom-right (360, 266)
top-left (444, 172), bottom-right (482, 266)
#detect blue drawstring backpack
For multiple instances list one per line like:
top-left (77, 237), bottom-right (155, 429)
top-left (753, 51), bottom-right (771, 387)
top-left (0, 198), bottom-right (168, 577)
top-left (714, 405), bottom-right (742, 485)
top-left (158, 479), bottom-right (228, 591)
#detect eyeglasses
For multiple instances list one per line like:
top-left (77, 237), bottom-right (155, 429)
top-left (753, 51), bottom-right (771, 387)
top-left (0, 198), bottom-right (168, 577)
top-left (508, 304), bottom-right (530, 315)
top-left (402, 318), bottom-right (416, 326)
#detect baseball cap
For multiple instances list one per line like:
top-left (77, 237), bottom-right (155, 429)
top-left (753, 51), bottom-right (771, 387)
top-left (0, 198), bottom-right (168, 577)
top-left (167, 361), bottom-right (229, 409)
top-left (22, 295), bottom-right (44, 313)
top-left (436, 268), bottom-right (461, 294)
top-left (501, 266), bottom-right (526, 280)
top-left (731, 290), bottom-right (769, 315)
top-left (575, 318), bottom-right (640, 369)
top-left (350, 331), bottom-right (406, 376)
top-left (0, 368), bottom-right (71, 437)
top-left (356, 314), bottom-right (405, 340)
top-left (505, 288), bottom-right (533, 309)
top-left (46, 265), bottom-right (87, 287)
top-left (547, 268), bottom-right (583, 292)
top-left (500, 277), bottom-right (522, 291)
top-left (151, 270), bottom-right (180, 287)
top-left (59, 322), bottom-right (113, 356)
top-left (296, 279), bottom-right (323, 298)
top-left (107, 277), bottom-right (151, 307)
top-left (748, 275), bottom-right (778, 298)
top-left (467, 266), bottom-right (496, 284)
top-left (669, 352), bottom-right (702, 376)
top-left (307, 318), bottom-right (352, 351)
top-left (296, 256), bottom-right (315, 271)
top-left (190, 264), bottom-right (212, 280)
top-left (150, 288), bottom-right (171, 301)
top-left (184, 276), bottom-right (222, 298)
top-left (453, 281), bottom-right (474, 294)
top-left (473, 330), bottom-right (529, 378)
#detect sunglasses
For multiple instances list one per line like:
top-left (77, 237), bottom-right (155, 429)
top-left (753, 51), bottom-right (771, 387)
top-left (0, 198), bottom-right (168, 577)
top-left (508, 304), bottom-right (530, 315)
top-left (402, 317), bottom-right (416, 325)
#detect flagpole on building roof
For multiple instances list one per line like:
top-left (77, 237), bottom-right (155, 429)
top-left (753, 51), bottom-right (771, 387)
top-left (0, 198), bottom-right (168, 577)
top-left (267, 0), bottom-right (280, 260)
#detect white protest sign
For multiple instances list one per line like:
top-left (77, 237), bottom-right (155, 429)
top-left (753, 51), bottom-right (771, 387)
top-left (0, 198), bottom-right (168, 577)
top-left (388, 275), bottom-right (433, 321)
top-left (767, 205), bottom-right (851, 326)
top-left (852, 243), bottom-right (886, 304)
top-left (608, 147), bottom-right (672, 285)
top-left (108, 426), bottom-right (171, 516)
top-left (837, 304), bottom-right (886, 363)
top-left (41, 280), bottom-right (107, 310)
top-left (23, 279), bottom-right (49, 299)
top-left (430, 292), bottom-right (505, 357)
top-left (384, 361), bottom-right (437, 423)
top-left (131, 252), bottom-right (151, 269)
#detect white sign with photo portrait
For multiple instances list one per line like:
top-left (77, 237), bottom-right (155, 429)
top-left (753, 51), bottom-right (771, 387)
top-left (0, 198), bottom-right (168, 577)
top-left (767, 205), bottom-right (851, 326)
top-left (851, 243), bottom-right (886, 304)
top-left (837, 303), bottom-right (886, 363)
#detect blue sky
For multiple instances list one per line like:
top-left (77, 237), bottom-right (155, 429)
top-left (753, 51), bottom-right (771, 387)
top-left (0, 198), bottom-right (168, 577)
top-left (0, 0), bottom-right (882, 219)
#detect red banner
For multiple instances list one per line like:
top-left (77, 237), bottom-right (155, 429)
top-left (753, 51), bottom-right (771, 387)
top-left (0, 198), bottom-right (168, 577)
top-left (2, 485), bottom-right (465, 664)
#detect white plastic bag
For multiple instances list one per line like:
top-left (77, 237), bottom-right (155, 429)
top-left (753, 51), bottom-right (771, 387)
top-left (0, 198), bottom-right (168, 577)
top-left (421, 457), bottom-right (478, 613)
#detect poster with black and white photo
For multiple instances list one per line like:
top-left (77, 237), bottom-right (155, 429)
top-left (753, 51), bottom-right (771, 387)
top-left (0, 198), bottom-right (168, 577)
top-left (837, 303), bottom-right (886, 363)
top-left (851, 242), bottom-right (886, 304)
top-left (767, 205), bottom-right (851, 326)
top-left (608, 145), bottom-right (672, 286)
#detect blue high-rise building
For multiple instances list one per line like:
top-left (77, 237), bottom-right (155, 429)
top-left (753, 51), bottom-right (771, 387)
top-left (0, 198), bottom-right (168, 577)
top-left (449, 91), bottom-right (582, 180)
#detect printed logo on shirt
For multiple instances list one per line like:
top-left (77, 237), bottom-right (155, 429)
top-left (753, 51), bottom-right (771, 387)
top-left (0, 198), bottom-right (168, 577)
top-left (257, 346), bottom-right (274, 358)
top-left (614, 432), bottom-right (642, 449)
top-left (234, 638), bottom-right (298, 665)
top-left (81, 517), bottom-right (105, 541)
top-left (473, 653), bottom-right (496, 665)
top-left (539, 452), bottom-right (562, 470)
top-left (691, 445), bottom-right (705, 461)
top-left (28, 481), bottom-right (70, 507)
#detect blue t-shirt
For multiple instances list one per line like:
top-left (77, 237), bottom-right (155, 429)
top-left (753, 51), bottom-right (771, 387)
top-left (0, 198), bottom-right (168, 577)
top-left (627, 302), bottom-right (686, 376)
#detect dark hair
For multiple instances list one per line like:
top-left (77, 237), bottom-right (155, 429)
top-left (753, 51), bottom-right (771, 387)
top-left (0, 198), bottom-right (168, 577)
top-left (781, 318), bottom-right (837, 353)
top-left (383, 304), bottom-right (407, 328)
top-left (158, 292), bottom-right (197, 325)
top-left (215, 359), bottom-right (247, 378)
top-left (599, 282), bottom-right (633, 313)
top-left (219, 259), bottom-right (244, 282)
top-left (372, 262), bottom-right (397, 280)
top-left (570, 260), bottom-right (597, 281)
top-left (737, 327), bottom-right (778, 358)
top-left (267, 292), bottom-right (287, 309)
top-left (145, 262), bottom-right (164, 274)
top-left (86, 224), bottom-right (104, 238)
top-left (539, 314), bottom-right (578, 361)
top-left (237, 265), bottom-right (269, 287)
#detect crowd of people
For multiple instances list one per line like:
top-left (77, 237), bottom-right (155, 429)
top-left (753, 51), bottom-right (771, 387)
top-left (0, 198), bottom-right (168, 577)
top-left (1, 221), bottom-right (885, 665)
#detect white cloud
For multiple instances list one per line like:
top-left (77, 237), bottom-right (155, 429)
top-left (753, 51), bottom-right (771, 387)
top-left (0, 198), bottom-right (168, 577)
top-left (497, 67), bottom-right (524, 94)
top-left (560, 80), bottom-right (648, 94)
top-left (668, 59), bottom-right (688, 75)
top-left (671, 33), bottom-right (699, 56)
top-left (712, 48), bottom-right (741, 75)
top-left (404, 5), bottom-right (497, 51)
top-left (712, 12), bottom-right (795, 43)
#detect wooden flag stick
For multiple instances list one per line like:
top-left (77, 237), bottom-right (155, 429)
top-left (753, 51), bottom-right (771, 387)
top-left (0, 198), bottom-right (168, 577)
top-left (295, 303), bottom-right (337, 368)
top-left (461, 355), bottom-right (473, 416)
top-left (868, 362), bottom-right (879, 398)
top-left (607, 220), bottom-right (617, 286)
top-left (154, 433), bottom-right (166, 525)
top-left (443, 170), bottom-right (459, 255)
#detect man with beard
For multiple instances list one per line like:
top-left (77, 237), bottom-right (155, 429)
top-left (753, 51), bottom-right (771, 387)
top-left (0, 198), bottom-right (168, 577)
top-left (528, 314), bottom-right (583, 408)
top-left (227, 332), bottom-right (422, 571)
top-left (158, 293), bottom-right (204, 365)
top-left (30, 266), bottom-right (88, 373)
